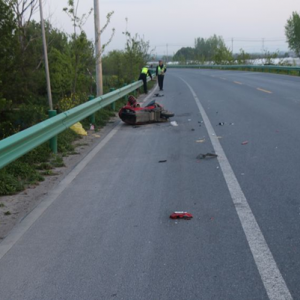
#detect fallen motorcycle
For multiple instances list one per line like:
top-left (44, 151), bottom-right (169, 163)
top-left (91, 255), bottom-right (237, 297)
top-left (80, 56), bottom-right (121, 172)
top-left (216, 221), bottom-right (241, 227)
top-left (118, 95), bottom-right (174, 125)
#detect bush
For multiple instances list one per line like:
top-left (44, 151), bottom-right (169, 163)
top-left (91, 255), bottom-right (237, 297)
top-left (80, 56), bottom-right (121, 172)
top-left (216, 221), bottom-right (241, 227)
top-left (0, 170), bottom-right (24, 195)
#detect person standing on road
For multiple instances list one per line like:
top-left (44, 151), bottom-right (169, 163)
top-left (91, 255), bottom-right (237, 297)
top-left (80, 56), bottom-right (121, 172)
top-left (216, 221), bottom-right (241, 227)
top-left (156, 60), bottom-right (167, 91)
top-left (138, 66), bottom-right (152, 94)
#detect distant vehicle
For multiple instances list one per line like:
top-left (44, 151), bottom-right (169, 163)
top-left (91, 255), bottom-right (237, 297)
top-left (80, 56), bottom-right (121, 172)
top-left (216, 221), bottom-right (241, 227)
top-left (119, 96), bottom-right (174, 125)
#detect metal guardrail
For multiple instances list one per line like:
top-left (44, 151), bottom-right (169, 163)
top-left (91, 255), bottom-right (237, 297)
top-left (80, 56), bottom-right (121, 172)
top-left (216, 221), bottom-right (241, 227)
top-left (0, 77), bottom-right (153, 169)
top-left (168, 64), bottom-right (300, 75)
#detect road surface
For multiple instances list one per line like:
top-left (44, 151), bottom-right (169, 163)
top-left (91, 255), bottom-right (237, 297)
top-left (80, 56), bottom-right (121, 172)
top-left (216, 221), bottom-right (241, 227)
top-left (0, 69), bottom-right (300, 300)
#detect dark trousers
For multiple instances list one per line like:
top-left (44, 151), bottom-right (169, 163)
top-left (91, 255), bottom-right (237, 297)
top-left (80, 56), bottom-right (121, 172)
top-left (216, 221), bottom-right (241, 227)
top-left (138, 73), bottom-right (147, 93)
top-left (158, 75), bottom-right (164, 90)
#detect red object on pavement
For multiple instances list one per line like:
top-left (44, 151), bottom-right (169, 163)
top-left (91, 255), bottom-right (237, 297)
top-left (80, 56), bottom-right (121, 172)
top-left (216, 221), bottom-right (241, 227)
top-left (170, 211), bottom-right (193, 220)
top-left (241, 141), bottom-right (249, 145)
top-left (118, 96), bottom-right (174, 125)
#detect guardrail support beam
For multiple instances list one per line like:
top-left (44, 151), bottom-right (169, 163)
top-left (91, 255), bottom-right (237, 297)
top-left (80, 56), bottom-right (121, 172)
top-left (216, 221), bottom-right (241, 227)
top-left (48, 110), bottom-right (57, 154)
top-left (88, 95), bottom-right (95, 124)
top-left (123, 83), bottom-right (128, 101)
top-left (132, 81), bottom-right (137, 96)
top-left (110, 88), bottom-right (116, 110)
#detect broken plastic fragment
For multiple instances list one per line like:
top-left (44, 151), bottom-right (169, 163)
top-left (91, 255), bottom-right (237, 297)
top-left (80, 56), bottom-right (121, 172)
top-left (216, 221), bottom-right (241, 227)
top-left (170, 121), bottom-right (178, 126)
top-left (196, 139), bottom-right (205, 143)
top-left (170, 211), bottom-right (193, 220)
top-left (159, 160), bottom-right (167, 163)
top-left (241, 141), bottom-right (249, 145)
top-left (196, 153), bottom-right (218, 159)
top-left (218, 122), bottom-right (225, 126)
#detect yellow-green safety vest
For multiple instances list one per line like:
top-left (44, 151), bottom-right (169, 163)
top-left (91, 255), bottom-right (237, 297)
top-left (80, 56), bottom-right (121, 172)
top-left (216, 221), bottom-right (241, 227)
top-left (141, 67), bottom-right (148, 74)
top-left (158, 65), bottom-right (165, 75)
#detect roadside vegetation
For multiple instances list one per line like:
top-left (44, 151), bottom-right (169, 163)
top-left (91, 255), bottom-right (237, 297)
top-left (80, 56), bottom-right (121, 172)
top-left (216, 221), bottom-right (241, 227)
top-left (0, 0), bottom-right (153, 196)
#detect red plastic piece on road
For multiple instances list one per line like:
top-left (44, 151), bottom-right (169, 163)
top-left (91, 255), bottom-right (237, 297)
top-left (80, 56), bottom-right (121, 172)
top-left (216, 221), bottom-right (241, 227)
top-left (170, 211), bottom-right (193, 220)
top-left (241, 141), bottom-right (249, 145)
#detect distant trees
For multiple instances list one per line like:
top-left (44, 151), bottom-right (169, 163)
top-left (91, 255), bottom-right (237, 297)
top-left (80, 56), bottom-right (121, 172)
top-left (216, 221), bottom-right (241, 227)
top-left (285, 12), bottom-right (300, 56)
top-left (173, 47), bottom-right (195, 63)
top-left (173, 35), bottom-right (233, 64)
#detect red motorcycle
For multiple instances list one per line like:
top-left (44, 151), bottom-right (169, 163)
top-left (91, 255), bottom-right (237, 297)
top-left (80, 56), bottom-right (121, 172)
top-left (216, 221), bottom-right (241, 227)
top-left (118, 95), bottom-right (174, 125)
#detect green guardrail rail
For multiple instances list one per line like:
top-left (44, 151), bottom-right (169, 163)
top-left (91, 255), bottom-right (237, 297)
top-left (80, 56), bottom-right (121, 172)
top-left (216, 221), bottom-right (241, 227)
top-left (167, 64), bottom-right (300, 75)
top-left (0, 76), bottom-right (153, 170)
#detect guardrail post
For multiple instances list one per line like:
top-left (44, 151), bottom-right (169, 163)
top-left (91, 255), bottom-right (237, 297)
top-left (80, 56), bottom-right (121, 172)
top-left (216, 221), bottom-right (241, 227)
top-left (88, 95), bottom-right (95, 124)
top-left (110, 88), bottom-right (116, 110)
top-left (123, 83), bottom-right (128, 101)
top-left (48, 110), bottom-right (57, 154)
top-left (132, 80), bottom-right (137, 96)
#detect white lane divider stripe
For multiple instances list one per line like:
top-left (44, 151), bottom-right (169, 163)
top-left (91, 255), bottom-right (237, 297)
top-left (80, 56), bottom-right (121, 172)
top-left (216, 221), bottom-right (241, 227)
top-left (180, 77), bottom-right (293, 300)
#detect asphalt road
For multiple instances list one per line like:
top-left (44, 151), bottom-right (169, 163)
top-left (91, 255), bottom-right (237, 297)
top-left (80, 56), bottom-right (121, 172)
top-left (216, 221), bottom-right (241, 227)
top-left (0, 69), bottom-right (300, 300)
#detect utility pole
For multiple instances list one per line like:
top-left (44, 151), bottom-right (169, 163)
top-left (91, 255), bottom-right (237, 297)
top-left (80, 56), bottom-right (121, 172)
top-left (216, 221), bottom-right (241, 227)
top-left (166, 44), bottom-right (168, 63)
top-left (39, 0), bottom-right (53, 110)
top-left (94, 0), bottom-right (103, 96)
top-left (231, 38), bottom-right (234, 53)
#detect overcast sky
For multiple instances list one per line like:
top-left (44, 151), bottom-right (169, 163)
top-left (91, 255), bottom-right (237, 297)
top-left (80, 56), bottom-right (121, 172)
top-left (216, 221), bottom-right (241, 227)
top-left (41, 0), bottom-right (300, 55)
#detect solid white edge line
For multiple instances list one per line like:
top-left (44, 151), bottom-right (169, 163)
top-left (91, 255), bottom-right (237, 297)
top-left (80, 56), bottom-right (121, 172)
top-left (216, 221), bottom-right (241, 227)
top-left (179, 77), bottom-right (293, 300)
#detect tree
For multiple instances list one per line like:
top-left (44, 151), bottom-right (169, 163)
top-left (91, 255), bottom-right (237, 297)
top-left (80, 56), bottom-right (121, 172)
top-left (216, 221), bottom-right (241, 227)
top-left (285, 12), bottom-right (300, 56)
top-left (173, 47), bottom-right (195, 62)
top-left (173, 35), bottom-right (233, 64)
top-left (0, 0), bottom-right (17, 102)
top-left (122, 31), bottom-right (152, 82)
top-left (236, 49), bottom-right (251, 65)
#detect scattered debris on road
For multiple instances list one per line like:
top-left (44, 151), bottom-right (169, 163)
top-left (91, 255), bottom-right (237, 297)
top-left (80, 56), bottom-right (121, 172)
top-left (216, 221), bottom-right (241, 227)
top-left (170, 211), bottom-right (193, 220)
top-left (191, 128), bottom-right (195, 131)
top-left (154, 93), bottom-right (164, 97)
top-left (170, 121), bottom-right (178, 126)
top-left (159, 160), bottom-right (167, 163)
top-left (241, 141), bottom-right (249, 145)
top-left (196, 153), bottom-right (218, 159)
top-left (196, 139), bottom-right (205, 143)
top-left (218, 122), bottom-right (225, 126)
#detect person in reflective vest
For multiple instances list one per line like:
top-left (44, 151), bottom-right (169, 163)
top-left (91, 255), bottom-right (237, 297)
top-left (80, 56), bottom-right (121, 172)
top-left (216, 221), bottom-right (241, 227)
top-left (138, 66), bottom-right (153, 94)
top-left (156, 60), bottom-right (167, 91)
